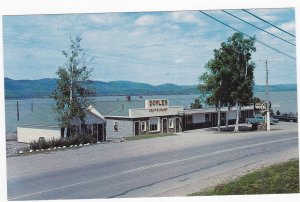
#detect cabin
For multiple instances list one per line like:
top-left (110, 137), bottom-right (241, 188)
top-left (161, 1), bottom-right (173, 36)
top-left (17, 105), bottom-right (107, 143)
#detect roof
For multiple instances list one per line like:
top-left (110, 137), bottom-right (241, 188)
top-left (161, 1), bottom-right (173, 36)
top-left (18, 104), bottom-right (58, 126)
top-left (18, 102), bottom-right (108, 127)
top-left (92, 100), bottom-right (145, 117)
top-left (183, 105), bottom-right (254, 115)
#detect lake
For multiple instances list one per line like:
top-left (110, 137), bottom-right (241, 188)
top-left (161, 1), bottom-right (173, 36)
top-left (4, 91), bottom-right (298, 133)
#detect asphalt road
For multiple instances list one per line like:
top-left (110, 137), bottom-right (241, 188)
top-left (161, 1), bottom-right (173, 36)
top-left (7, 123), bottom-right (299, 200)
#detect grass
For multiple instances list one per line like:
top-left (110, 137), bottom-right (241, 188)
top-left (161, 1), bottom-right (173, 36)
top-left (124, 133), bottom-right (176, 141)
top-left (189, 160), bottom-right (299, 196)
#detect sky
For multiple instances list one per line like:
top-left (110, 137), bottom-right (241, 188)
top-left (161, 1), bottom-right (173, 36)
top-left (2, 8), bottom-right (296, 86)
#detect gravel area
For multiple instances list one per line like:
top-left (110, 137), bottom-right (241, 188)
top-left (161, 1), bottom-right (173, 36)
top-left (6, 141), bottom-right (29, 157)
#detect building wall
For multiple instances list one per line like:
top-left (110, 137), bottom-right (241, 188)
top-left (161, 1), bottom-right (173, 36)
top-left (228, 111), bottom-right (237, 120)
top-left (192, 113), bottom-right (205, 123)
top-left (17, 126), bottom-right (61, 143)
top-left (106, 119), bottom-right (134, 139)
top-left (129, 107), bottom-right (183, 118)
top-left (106, 116), bottom-right (182, 138)
top-left (184, 109), bottom-right (254, 130)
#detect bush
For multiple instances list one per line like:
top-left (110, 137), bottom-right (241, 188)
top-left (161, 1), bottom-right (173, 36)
top-left (29, 133), bottom-right (97, 151)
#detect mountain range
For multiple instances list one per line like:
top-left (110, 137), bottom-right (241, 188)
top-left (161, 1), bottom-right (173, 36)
top-left (4, 77), bottom-right (297, 99)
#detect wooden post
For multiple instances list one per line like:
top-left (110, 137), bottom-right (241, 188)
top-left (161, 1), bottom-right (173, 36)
top-left (17, 101), bottom-right (19, 121)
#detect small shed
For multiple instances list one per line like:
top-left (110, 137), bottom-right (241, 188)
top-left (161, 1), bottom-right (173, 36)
top-left (17, 105), bottom-right (106, 143)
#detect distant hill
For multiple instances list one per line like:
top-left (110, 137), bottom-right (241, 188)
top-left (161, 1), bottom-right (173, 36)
top-left (254, 84), bottom-right (297, 92)
top-left (4, 77), bottom-right (297, 99)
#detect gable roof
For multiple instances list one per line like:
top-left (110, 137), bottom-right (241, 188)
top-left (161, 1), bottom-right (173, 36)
top-left (92, 100), bottom-right (145, 117)
top-left (18, 103), bottom-right (107, 127)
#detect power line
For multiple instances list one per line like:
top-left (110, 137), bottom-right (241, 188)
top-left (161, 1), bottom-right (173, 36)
top-left (222, 10), bottom-right (295, 46)
top-left (199, 10), bottom-right (296, 60)
top-left (242, 9), bottom-right (295, 38)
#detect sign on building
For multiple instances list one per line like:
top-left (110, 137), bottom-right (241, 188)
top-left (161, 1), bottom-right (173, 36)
top-left (145, 99), bottom-right (169, 112)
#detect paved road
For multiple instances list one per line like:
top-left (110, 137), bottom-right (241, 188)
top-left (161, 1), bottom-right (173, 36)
top-left (7, 123), bottom-right (299, 200)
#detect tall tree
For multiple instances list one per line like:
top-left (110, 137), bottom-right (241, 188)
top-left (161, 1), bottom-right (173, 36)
top-left (50, 36), bottom-right (95, 137)
top-left (199, 32), bottom-right (256, 131)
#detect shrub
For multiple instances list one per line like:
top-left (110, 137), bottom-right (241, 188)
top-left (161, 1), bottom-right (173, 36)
top-left (29, 133), bottom-right (97, 151)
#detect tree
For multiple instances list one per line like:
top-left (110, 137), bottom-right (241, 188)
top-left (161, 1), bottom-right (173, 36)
top-left (50, 36), bottom-right (95, 137)
top-left (199, 32), bottom-right (256, 131)
top-left (190, 97), bottom-right (202, 109)
top-left (252, 97), bottom-right (262, 105)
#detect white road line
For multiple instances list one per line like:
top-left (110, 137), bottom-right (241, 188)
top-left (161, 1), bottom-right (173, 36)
top-left (8, 136), bottom-right (297, 200)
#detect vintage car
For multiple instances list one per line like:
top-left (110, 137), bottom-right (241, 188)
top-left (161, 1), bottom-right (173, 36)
top-left (246, 114), bottom-right (279, 124)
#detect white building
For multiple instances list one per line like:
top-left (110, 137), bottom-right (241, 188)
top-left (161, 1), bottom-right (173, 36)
top-left (17, 105), bottom-right (106, 143)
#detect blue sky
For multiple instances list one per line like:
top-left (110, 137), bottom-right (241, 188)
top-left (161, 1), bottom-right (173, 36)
top-left (2, 8), bottom-right (296, 85)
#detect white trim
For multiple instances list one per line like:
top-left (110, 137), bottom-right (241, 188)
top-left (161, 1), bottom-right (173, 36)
top-left (141, 121), bottom-right (147, 132)
top-left (169, 118), bottom-right (174, 129)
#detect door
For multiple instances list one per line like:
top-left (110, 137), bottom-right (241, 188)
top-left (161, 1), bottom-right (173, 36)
top-left (134, 121), bottom-right (140, 136)
top-left (162, 118), bottom-right (168, 133)
top-left (175, 118), bottom-right (180, 132)
top-left (211, 113), bottom-right (218, 127)
top-left (98, 124), bottom-right (103, 142)
top-left (93, 124), bottom-right (98, 141)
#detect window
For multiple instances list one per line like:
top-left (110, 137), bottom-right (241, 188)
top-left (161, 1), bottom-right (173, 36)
top-left (141, 121), bottom-right (147, 131)
top-left (113, 122), bottom-right (118, 132)
top-left (169, 118), bottom-right (174, 128)
top-left (149, 117), bottom-right (160, 132)
top-left (205, 114), bottom-right (209, 122)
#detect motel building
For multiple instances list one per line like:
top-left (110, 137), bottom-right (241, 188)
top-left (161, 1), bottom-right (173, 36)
top-left (17, 99), bottom-right (254, 143)
top-left (182, 106), bottom-right (254, 130)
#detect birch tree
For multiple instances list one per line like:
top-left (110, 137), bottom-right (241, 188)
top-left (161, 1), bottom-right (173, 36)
top-left (199, 32), bottom-right (256, 131)
top-left (50, 36), bottom-right (95, 137)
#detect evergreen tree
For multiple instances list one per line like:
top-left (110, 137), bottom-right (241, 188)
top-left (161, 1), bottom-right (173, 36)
top-left (190, 97), bottom-right (203, 109)
top-left (50, 36), bottom-right (95, 137)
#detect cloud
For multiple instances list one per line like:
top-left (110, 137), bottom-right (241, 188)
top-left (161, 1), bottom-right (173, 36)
top-left (135, 15), bottom-right (158, 26)
top-left (88, 13), bottom-right (124, 25)
top-left (169, 11), bottom-right (206, 27)
top-left (280, 21), bottom-right (295, 33)
top-left (174, 58), bottom-right (185, 64)
top-left (262, 20), bottom-right (296, 38)
top-left (246, 8), bottom-right (285, 22)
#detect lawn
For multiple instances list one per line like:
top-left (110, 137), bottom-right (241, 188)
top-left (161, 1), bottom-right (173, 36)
top-left (124, 133), bottom-right (176, 141)
top-left (189, 160), bottom-right (299, 196)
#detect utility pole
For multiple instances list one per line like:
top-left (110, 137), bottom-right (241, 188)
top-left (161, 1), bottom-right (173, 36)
top-left (217, 100), bottom-right (221, 132)
top-left (217, 81), bottom-right (222, 132)
top-left (265, 60), bottom-right (271, 131)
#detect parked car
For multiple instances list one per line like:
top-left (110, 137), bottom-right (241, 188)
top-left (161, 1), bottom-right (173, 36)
top-left (273, 113), bottom-right (298, 122)
top-left (246, 114), bottom-right (279, 124)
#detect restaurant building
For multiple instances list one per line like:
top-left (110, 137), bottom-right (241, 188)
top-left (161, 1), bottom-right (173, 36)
top-left (92, 99), bottom-right (184, 139)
